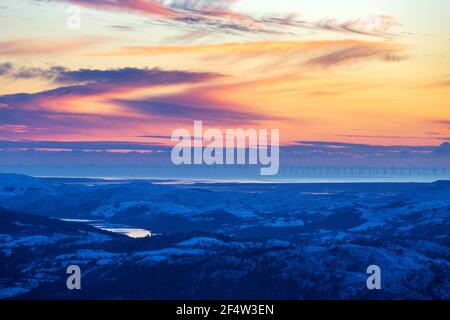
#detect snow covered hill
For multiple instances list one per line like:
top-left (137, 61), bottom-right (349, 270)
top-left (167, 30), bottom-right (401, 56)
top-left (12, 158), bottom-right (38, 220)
top-left (0, 174), bottom-right (449, 299)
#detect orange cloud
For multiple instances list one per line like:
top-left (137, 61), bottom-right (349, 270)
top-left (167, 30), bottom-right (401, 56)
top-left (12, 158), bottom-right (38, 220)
top-left (94, 39), bottom-right (405, 58)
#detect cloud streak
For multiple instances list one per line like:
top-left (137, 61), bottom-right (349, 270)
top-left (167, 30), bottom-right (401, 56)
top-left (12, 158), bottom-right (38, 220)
top-left (0, 65), bottom-right (270, 137)
top-left (0, 140), bottom-right (448, 162)
top-left (0, 66), bottom-right (222, 126)
top-left (46, 0), bottom-right (401, 38)
top-left (0, 139), bottom-right (169, 152)
top-left (305, 43), bottom-right (407, 67)
top-left (1, 65), bottom-right (219, 84)
top-left (114, 90), bottom-right (275, 124)
top-left (0, 66), bottom-right (225, 137)
top-left (291, 140), bottom-right (450, 156)
top-left (313, 16), bottom-right (402, 38)
top-left (0, 37), bottom-right (107, 56)
top-left (93, 39), bottom-right (408, 71)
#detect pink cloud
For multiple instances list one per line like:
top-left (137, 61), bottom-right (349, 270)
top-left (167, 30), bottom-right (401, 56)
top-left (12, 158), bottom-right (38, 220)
top-left (0, 37), bottom-right (107, 56)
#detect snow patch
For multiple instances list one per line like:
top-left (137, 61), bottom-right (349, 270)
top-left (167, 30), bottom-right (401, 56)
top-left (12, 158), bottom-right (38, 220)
top-left (178, 237), bottom-right (225, 247)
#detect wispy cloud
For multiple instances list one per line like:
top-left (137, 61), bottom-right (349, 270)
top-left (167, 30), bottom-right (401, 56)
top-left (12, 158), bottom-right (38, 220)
top-left (312, 16), bottom-right (402, 38)
top-left (93, 39), bottom-right (408, 71)
top-left (114, 90), bottom-right (275, 124)
top-left (49, 0), bottom-right (277, 35)
top-left (305, 43), bottom-right (407, 67)
top-left (0, 66), bottom-right (225, 138)
top-left (0, 65), bottom-right (271, 138)
top-left (429, 79), bottom-right (450, 88)
top-left (61, 0), bottom-right (177, 17)
top-left (0, 37), bottom-right (107, 56)
top-left (0, 140), bottom-right (448, 165)
top-left (432, 120), bottom-right (450, 129)
top-left (96, 39), bottom-right (369, 56)
top-left (0, 124), bottom-right (29, 134)
top-left (290, 140), bottom-right (450, 156)
top-left (0, 63), bottom-right (12, 75)
top-left (45, 0), bottom-right (402, 38)
top-left (337, 134), bottom-right (449, 141)
top-left (1, 64), bottom-right (218, 85)
top-left (0, 66), bottom-right (221, 117)
top-left (0, 139), bottom-right (169, 152)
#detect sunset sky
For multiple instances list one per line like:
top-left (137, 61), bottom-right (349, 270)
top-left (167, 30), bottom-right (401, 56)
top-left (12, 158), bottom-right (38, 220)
top-left (0, 0), bottom-right (449, 149)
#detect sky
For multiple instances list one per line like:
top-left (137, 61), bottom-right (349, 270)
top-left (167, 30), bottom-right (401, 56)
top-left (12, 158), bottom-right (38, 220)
top-left (0, 0), bottom-right (449, 172)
